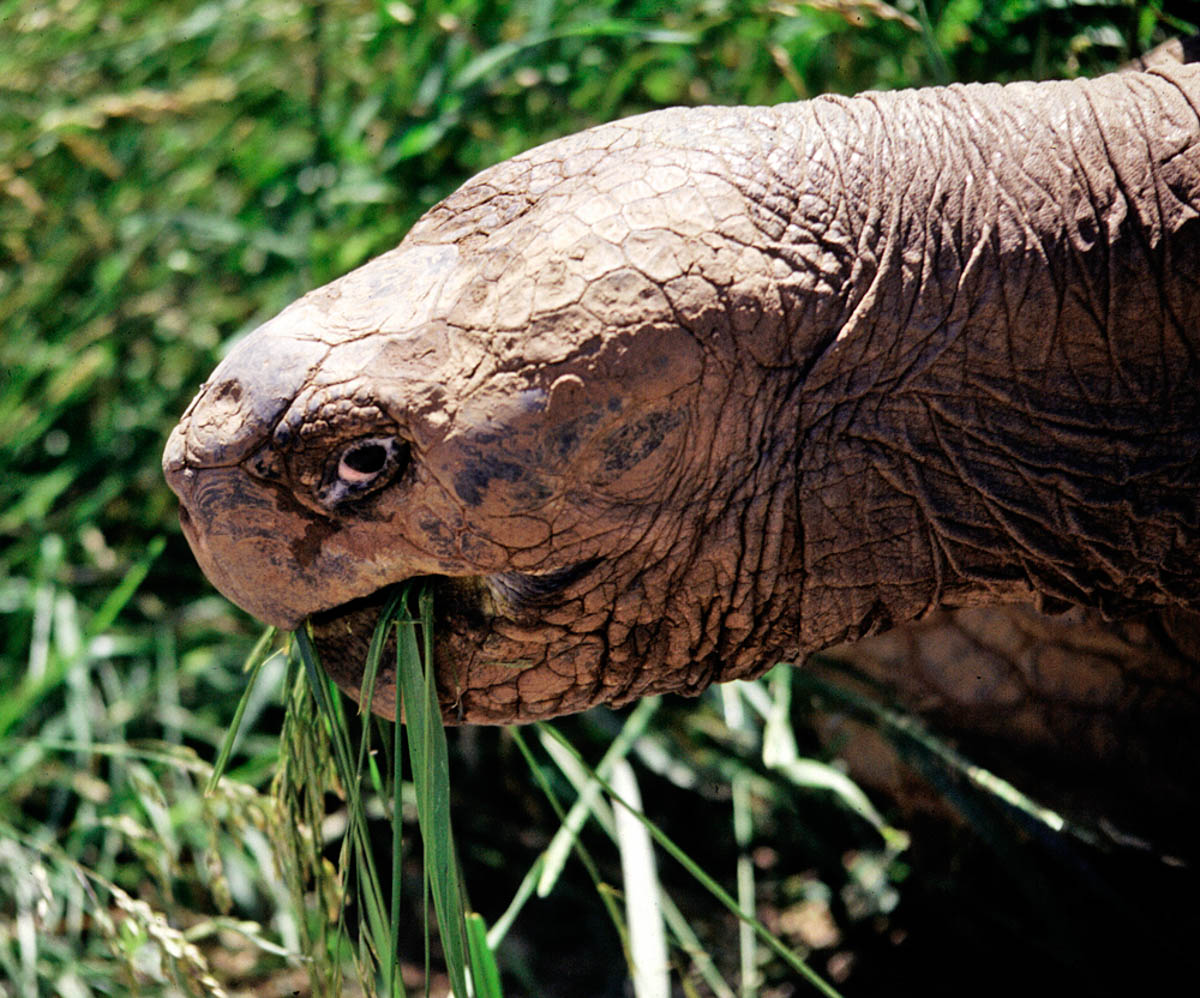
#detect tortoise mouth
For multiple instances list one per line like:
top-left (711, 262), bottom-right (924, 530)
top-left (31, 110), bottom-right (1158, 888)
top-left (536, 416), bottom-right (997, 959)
top-left (487, 559), bottom-right (602, 609)
top-left (307, 575), bottom-right (485, 694)
top-left (305, 562), bottom-right (600, 719)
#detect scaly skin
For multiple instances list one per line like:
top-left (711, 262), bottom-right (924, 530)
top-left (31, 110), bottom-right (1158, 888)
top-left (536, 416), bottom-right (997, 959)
top-left (164, 64), bottom-right (1200, 737)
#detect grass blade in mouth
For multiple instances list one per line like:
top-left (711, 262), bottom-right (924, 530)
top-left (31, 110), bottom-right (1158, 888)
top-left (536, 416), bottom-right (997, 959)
top-left (395, 585), bottom-right (472, 998)
top-left (293, 625), bottom-right (394, 990)
top-left (294, 582), bottom-right (503, 997)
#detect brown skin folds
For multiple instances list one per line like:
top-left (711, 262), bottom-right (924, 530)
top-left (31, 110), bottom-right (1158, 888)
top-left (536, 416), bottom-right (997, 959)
top-left (817, 601), bottom-right (1200, 854)
top-left (165, 64), bottom-right (1200, 730)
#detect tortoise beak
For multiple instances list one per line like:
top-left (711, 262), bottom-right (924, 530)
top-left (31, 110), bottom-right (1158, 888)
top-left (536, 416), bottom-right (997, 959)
top-left (164, 448), bottom-right (308, 631)
top-left (161, 297), bottom-right (352, 629)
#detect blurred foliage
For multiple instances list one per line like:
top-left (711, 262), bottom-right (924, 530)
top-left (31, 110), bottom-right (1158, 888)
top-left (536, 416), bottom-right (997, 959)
top-left (1, 0), bottom-right (1196, 995)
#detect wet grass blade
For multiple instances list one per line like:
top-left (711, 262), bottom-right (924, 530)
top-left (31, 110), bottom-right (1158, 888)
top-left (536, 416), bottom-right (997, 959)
top-left (206, 626), bottom-right (277, 794)
top-left (293, 626), bottom-right (395, 992)
top-left (537, 697), bottom-right (660, 897)
top-left (656, 891), bottom-right (735, 998)
top-left (610, 758), bottom-right (669, 998)
top-left (486, 851), bottom-right (545, 951)
top-left (757, 669), bottom-right (900, 843)
top-left (396, 587), bottom-right (470, 998)
top-left (386, 678), bottom-right (405, 998)
top-left (507, 727), bottom-right (630, 957)
top-left (465, 912), bottom-right (504, 998)
top-left (356, 587), bottom-right (407, 997)
top-left (355, 588), bottom-right (406, 806)
top-left (795, 663), bottom-right (1070, 836)
top-left (721, 687), bottom-right (758, 998)
top-left (536, 722), bottom-right (845, 998)
top-left (294, 583), bottom-right (495, 998)
top-left (516, 722), bottom-right (739, 995)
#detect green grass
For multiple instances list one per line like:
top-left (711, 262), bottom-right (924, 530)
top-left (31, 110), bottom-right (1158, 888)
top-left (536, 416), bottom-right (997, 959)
top-left (290, 585), bottom-right (499, 997)
top-left (280, 586), bottom-right (851, 996)
top-left (2, 1), bottom-right (1196, 995)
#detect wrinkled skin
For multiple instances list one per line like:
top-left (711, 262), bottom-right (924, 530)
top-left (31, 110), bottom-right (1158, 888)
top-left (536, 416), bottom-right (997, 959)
top-left (164, 57), bottom-right (1200, 776)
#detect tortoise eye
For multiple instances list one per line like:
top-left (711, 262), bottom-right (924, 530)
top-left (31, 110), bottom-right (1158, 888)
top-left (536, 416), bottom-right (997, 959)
top-left (338, 440), bottom-right (390, 483)
top-left (320, 436), bottom-right (410, 507)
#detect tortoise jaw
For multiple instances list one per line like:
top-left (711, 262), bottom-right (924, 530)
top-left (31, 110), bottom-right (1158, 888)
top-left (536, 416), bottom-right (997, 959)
top-left (306, 562), bottom-right (607, 724)
top-left (306, 575), bottom-right (491, 719)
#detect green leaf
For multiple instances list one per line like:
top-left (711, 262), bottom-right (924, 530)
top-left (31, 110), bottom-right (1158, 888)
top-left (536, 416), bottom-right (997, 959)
top-left (396, 587), bottom-right (471, 998)
top-left (466, 912), bottom-right (504, 998)
top-left (206, 626), bottom-right (277, 794)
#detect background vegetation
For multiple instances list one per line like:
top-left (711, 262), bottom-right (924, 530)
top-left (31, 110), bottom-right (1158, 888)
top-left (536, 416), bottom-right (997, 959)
top-left (1, 1), bottom-right (1196, 995)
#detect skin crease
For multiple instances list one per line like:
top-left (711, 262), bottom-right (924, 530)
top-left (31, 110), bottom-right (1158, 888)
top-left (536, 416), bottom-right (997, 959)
top-left (164, 61), bottom-right (1200, 742)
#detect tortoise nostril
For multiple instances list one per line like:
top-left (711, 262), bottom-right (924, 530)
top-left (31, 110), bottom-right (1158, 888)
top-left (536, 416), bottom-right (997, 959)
top-left (212, 379), bottom-right (242, 403)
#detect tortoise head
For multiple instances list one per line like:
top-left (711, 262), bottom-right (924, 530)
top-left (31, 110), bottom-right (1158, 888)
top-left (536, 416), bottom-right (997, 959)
top-left (164, 108), bottom-right (809, 722)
